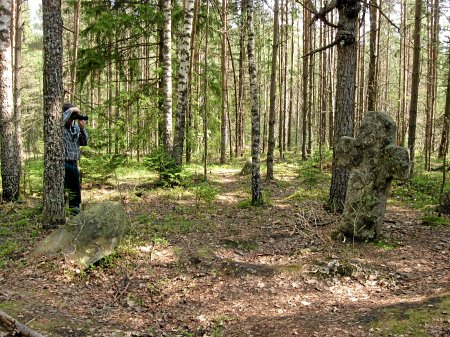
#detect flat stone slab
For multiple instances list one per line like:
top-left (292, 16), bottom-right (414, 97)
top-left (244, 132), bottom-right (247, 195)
top-left (35, 202), bottom-right (129, 269)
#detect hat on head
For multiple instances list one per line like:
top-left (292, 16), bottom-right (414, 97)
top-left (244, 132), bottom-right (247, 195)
top-left (63, 103), bottom-right (81, 123)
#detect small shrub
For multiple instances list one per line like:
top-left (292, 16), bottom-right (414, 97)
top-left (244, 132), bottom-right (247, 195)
top-left (191, 182), bottom-right (219, 207)
top-left (144, 149), bottom-right (188, 187)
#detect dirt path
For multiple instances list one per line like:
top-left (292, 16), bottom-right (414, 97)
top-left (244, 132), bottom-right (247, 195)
top-left (1, 167), bottom-right (449, 336)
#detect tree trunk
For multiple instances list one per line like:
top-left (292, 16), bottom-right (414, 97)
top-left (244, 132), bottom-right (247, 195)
top-left (236, 2), bottom-right (245, 158)
top-left (438, 41), bottom-right (450, 158)
top-left (266, 0), bottom-right (279, 180)
top-left (328, 0), bottom-right (361, 213)
top-left (13, 0), bottom-right (23, 195)
top-left (301, 5), bottom-right (309, 161)
top-left (173, 0), bottom-right (195, 166)
top-left (0, 0), bottom-right (20, 202)
top-left (70, 0), bottom-right (81, 102)
top-left (247, 0), bottom-right (262, 204)
top-left (185, 0), bottom-right (200, 164)
top-left (287, 0), bottom-right (294, 151)
top-left (220, 0), bottom-right (228, 164)
top-left (203, 1), bottom-right (209, 179)
top-left (42, 0), bottom-right (65, 226)
top-left (162, 0), bottom-right (173, 153)
top-left (407, 0), bottom-right (422, 176)
top-left (367, 0), bottom-right (378, 112)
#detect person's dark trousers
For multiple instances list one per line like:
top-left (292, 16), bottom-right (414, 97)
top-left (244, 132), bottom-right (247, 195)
top-left (64, 160), bottom-right (81, 213)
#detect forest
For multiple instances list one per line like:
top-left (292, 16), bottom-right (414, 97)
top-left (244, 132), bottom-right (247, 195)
top-left (0, 0), bottom-right (449, 336)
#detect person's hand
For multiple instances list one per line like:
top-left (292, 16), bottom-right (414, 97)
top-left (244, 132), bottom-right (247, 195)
top-left (78, 119), bottom-right (87, 129)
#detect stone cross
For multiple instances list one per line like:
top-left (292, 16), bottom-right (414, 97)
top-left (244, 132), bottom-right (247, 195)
top-left (336, 111), bottom-right (410, 241)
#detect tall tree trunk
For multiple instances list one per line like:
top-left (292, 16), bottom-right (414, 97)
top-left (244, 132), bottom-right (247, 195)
top-left (203, 1), bottom-right (209, 179)
top-left (438, 41), bottom-right (450, 158)
top-left (236, 2), bottom-right (245, 158)
top-left (162, 0), bottom-right (173, 153)
top-left (13, 0), bottom-right (23, 196)
top-left (173, 0), bottom-right (195, 166)
top-left (0, 0), bottom-right (20, 201)
top-left (185, 0), bottom-right (200, 163)
top-left (220, 0), bottom-right (228, 164)
top-left (42, 0), bottom-right (65, 225)
top-left (367, 0), bottom-right (378, 111)
top-left (328, 0), bottom-right (361, 213)
top-left (407, 0), bottom-right (422, 176)
top-left (266, 0), bottom-right (279, 180)
top-left (247, 0), bottom-right (262, 204)
top-left (301, 5), bottom-right (309, 161)
top-left (70, 0), bottom-right (81, 102)
top-left (287, 1), bottom-right (294, 152)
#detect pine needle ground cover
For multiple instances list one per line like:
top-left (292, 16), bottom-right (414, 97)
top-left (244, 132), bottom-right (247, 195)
top-left (0, 157), bottom-right (449, 336)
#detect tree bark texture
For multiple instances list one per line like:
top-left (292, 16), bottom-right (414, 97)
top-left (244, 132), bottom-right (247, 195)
top-left (367, 0), bottom-right (378, 112)
top-left (247, 0), bottom-right (262, 204)
top-left (220, 0), bottom-right (228, 164)
top-left (407, 0), bottom-right (422, 176)
top-left (173, 0), bottom-right (195, 166)
top-left (301, 5), bottom-right (309, 160)
top-left (0, 0), bottom-right (20, 201)
top-left (42, 0), bottom-right (65, 226)
top-left (13, 0), bottom-right (23, 193)
top-left (438, 41), bottom-right (450, 158)
top-left (162, 0), bottom-right (173, 153)
top-left (266, 0), bottom-right (279, 181)
top-left (328, 0), bottom-right (361, 213)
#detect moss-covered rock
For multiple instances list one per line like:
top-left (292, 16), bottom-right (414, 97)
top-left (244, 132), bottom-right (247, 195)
top-left (35, 202), bottom-right (129, 269)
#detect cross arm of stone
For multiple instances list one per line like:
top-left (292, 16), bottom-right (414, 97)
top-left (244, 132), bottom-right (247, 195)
top-left (383, 145), bottom-right (410, 180)
top-left (335, 136), bottom-right (361, 168)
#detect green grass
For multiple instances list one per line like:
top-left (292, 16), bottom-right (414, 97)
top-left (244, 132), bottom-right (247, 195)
top-left (391, 166), bottom-right (450, 210)
top-left (420, 213), bottom-right (450, 227)
top-left (370, 294), bottom-right (450, 337)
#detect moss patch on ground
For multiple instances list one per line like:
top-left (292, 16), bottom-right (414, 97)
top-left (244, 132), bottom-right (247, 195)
top-left (370, 293), bottom-right (450, 336)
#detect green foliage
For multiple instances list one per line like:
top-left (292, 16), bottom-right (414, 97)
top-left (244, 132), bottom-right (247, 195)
top-left (0, 203), bottom-right (42, 268)
top-left (23, 159), bottom-right (44, 195)
top-left (420, 213), bottom-right (450, 227)
top-left (158, 214), bottom-right (194, 235)
top-left (298, 160), bottom-right (330, 189)
top-left (370, 294), bottom-right (450, 337)
top-left (144, 149), bottom-right (188, 187)
top-left (80, 152), bottom-right (127, 184)
top-left (374, 240), bottom-right (399, 251)
top-left (190, 182), bottom-right (219, 207)
top-left (0, 241), bottom-right (18, 268)
top-left (288, 188), bottom-right (327, 202)
top-left (391, 171), bottom-right (449, 209)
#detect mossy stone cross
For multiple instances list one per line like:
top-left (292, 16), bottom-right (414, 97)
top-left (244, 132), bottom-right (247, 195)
top-left (336, 111), bottom-right (410, 241)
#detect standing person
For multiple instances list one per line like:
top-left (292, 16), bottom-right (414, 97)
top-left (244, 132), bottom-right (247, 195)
top-left (63, 103), bottom-right (88, 214)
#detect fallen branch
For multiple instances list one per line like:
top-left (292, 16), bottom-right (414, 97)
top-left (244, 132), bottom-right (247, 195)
top-left (0, 310), bottom-right (46, 337)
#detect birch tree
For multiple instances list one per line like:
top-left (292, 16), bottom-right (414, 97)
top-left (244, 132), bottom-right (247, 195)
top-left (162, 0), bottom-right (173, 153)
top-left (173, 0), bottom-right (195, 166)
top-left (0, 0), bottom-right (20, 201)
top-left (247, 0), bottom-right (262, 204)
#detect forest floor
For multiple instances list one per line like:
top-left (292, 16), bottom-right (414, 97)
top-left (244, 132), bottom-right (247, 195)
top-left (0, 161), bottom-right (449, 337)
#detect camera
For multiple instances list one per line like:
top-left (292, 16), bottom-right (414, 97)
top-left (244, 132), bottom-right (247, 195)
top-left (71, 113), bottom-right (89, 121)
